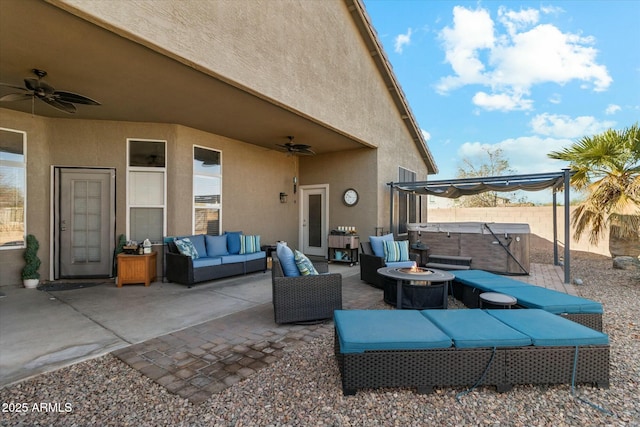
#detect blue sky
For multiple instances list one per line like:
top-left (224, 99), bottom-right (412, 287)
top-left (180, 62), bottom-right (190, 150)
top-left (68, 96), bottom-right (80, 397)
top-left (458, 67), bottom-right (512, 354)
top-left (362, 0), bottom-right (640, 202)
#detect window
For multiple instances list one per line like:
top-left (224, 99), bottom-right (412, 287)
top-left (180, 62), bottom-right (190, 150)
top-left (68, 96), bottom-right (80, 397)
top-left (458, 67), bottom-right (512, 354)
top-left (0, 128), bottom-right (26, 249)
top-left (127, 139), bottom-right (166, 244)
top-left (397, 167), bottom-right (416, 235)
top-left (193, 146), bottom-right (221, 235)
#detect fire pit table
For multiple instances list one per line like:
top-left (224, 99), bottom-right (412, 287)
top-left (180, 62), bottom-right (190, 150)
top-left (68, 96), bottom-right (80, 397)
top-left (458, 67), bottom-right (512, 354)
top-left (377, 266), bottom-right (455, 310)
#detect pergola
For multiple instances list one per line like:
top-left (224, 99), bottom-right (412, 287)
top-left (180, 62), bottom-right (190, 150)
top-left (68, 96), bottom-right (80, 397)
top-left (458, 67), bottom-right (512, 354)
top-left (388, 169), bottom-right (574, 284)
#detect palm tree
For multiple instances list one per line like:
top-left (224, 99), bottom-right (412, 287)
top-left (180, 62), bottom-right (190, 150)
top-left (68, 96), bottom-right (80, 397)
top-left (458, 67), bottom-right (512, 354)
top-left (548, 123), bottom-right (640, 249)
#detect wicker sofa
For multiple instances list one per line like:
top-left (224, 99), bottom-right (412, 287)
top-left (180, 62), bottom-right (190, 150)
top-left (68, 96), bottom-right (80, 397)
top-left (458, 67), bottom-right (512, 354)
top-left (165, 232), bottom-right (266, 287)
top-left (272, 257), bottom-right (342, 324)
top-left (334, 309), bottom-right (609, 396)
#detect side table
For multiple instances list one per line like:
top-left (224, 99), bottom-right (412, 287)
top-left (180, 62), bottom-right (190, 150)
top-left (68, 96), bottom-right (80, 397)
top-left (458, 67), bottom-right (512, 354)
top-left (117, 252), bottom-right (157, 287)
top-left (479, 292), bottom-right (517, 309)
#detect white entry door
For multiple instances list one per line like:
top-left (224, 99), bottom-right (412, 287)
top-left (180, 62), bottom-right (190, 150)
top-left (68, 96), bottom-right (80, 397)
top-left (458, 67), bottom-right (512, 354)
top-left (300, 185), bottom-right (328, 257)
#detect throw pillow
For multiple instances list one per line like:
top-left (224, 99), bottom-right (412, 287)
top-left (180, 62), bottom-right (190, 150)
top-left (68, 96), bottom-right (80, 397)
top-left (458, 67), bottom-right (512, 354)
top-left (240, 235), bottom-right (261, 254)
top-left (383, 240), bottom-right (409, 263)
top-left (174, 238), bottom-right (199, 259)
top-left (225, 231), bottom-right (243, 254)
top-left (205, 234), bottom-right (229, 257)
top-left (294, 250), bottom-right (319, 276)
top-left (369, 233), bottom-right (394, 258)
top-left (276, 242), bottom-right (300, 277)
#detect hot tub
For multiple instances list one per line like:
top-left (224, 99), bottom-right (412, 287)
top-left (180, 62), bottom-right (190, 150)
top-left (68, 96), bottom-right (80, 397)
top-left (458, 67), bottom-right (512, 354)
top-left (408, 222), bottom-right (530, 275)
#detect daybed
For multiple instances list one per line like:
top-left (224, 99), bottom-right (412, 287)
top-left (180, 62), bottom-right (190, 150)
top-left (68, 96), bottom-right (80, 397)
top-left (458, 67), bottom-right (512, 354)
top-left (452, 270), bottom-right (603, 330)
top-left (334, 309), bottom-right (609, 396)
top-left (359, 233), bottom-right (418, 289)
top-left (165, 232), bottom-right (266, 287)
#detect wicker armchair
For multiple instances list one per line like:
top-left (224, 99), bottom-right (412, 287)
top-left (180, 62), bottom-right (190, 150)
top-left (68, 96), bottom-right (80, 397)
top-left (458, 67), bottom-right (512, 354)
top-left (272, 256), bottom-right (343, 324)
top-left (359, 241), bottom-right (418, 289)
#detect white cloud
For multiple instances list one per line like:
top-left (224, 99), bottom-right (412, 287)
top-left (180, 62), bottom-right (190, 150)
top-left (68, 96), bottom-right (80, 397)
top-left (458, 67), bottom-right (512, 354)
top-left (421, 129), bottom-right (431, 141)
top-left (394, 28), bottom-right (412, 53)
top-left (605, 104), bottom-right (621, 115)
top-left (472, 91), bottom-right (533, 111)
top-left (436, 5), bottom-right (612, 110)
top-left (530, 113), bottom-right (615, 138)
top-left (549, 93), bottom-right (562, 104)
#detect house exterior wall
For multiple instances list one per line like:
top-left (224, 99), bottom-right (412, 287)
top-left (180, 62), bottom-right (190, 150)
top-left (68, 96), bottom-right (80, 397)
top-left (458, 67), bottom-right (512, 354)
top-left (0, 108), bottom-right (299, 285)
top-left (55, 0), bottom-right (399, 149)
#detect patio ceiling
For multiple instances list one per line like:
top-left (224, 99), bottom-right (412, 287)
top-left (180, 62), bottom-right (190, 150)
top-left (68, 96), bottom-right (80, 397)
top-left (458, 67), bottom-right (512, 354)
top-left (0, 0), bottom-right (367, 154)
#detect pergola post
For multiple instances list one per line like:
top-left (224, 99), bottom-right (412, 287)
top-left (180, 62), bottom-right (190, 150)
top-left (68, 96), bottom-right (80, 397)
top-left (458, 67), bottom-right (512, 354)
top-left (389, 183), bottom-right (395, 236)
top-left (553, 190), bottom-right (558, 265)
top-left (563, 168), bottom-right (571, 284)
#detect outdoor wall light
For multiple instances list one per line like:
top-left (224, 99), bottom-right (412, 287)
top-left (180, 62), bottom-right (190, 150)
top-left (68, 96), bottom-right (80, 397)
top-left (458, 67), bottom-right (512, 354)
top-left (280, 192), bottom-right (288, 203)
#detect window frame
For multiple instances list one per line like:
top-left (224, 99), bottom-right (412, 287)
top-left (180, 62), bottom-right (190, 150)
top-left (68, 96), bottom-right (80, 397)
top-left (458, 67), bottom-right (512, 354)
top-left (126, 138), bottom-right (167, 244)
top-left (192, 145), bottom-right (222, 236)
top-left (0, 127), bottom-right (27, 250)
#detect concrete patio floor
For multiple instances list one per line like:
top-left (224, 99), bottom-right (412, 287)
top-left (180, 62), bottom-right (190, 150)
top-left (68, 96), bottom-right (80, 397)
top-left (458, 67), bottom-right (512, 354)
top-left (0, 262), bottom-right (574, 403)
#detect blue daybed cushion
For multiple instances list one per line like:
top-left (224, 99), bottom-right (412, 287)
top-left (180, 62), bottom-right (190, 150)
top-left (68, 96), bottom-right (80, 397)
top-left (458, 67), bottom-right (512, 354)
top-left (205, 234), bottom-right (229, 257)
top-left (225, 231), bottom-right (243, 255)
top-left (498, 286), bottom-right (603, 314)
top-left (486, 309), bottom-right (609, 346)
top-left (368, 233), bottom-right (394, 258)
top-left (276, 243), bottom-right (300, 277)
top-left (420, 309), bottom-right (531, 348)
top-left (334, 309), bottom-right (451, 354)
top-left (453, 269), bottom-right (530, 291)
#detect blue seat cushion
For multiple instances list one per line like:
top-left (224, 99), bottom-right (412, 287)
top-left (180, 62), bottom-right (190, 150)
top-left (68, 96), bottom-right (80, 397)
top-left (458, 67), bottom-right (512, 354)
top-left (486, 309), bottom-right (609, 346)
top-left (205, 234), bottom-right (229, 257)
top-left (192, 257), bottom-right (222, 268)
top-left (334, 310), bottom-right (451, 354)
top-left (498, 286), bottom-right (603, 314)
top-left (220, 253), bottom-right (265, 264)
top-left (243, 251), bottom-right (266, 262)
top-left (453, 270), bottom-right (530, 291)
top-left (421, 309), bottom-right (531, 348)
top-left (386, 260), bottom-right (417, 269)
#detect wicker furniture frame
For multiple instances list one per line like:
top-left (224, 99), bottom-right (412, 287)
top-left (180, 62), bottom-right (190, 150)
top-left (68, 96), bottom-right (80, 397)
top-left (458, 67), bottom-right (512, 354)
top-left (272, 257), bottom-right (342, 324)
top-left (334, 330), bottom-right (609, 396)
top-left (359, 242), bottom-right (419, 289)
top-left (452, 281), bottom-right (603, 331)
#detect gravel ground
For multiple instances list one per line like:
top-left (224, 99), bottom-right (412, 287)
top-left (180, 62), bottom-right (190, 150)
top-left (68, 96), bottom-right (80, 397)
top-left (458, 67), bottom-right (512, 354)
top-left (1, 250), bottom-right (638, 427)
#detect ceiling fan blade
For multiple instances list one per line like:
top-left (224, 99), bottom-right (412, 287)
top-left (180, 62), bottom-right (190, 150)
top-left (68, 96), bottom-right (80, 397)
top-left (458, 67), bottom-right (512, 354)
top-left (25, 78), bottom-right (55, 96)
top-left (0, 93), bottom-right (32, 102)
top-left (298, 148), bottom-right (316, 155)
top-left (40, 97), bottom-right (77, 114)
top-left (54, 91), bottom-right (101, 105)
top-left (0, 82), bottom-right (29, 91)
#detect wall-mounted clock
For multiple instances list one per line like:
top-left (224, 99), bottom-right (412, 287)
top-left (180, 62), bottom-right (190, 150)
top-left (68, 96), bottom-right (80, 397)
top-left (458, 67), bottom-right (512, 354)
top-left (343, 188), bottom-right (359, 206)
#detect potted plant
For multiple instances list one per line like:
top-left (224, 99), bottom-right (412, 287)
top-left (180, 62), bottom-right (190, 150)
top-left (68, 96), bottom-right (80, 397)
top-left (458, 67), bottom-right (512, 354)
top-left (22, 234), bottom-right (41, 288)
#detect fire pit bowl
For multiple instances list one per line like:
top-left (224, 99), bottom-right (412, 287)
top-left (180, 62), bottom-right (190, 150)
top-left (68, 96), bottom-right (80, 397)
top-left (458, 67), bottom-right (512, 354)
top-left (395, 267), bottom-right (434, 275)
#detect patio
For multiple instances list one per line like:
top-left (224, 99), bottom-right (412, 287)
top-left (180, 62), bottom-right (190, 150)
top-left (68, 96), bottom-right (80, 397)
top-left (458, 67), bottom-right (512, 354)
top-left (1, 261), bottom-right (574, 404)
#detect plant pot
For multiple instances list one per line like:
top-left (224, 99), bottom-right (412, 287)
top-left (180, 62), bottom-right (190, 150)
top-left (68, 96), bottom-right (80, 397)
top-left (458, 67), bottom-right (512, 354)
top-left (23, 278), bottom-right (39, 289)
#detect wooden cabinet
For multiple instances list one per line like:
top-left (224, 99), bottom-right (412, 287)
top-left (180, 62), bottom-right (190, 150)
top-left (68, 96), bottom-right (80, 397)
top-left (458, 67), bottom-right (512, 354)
top-left (328, 234), bottom-right (359, 266)
top-left (117, 252), bottom-right (157, 287)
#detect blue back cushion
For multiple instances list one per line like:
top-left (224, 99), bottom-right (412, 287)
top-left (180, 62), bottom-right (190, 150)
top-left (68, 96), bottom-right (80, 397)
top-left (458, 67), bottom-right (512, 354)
top-left (294, 250), bottom-right (318, 275)
top-left (486, 309), bottom-right (609, 346)
top-left (383, 240), bottom-right (410, 262)
top-left (225, 231), bottom-right (243, 255)
top-left (240, 235), bottom-right (260, 254)
top-left (369, 233), bottom-right (394, 258)
top-left (276, 242), bottom-right (300, 277)
top-left (421, 309), bottom-right (531, 348)
top-left (205, 234), bottom-right (229, 257)
top-left (334, 310), bottom-right (451, 353)
top-left (177, 235), bottom-right (206, 259)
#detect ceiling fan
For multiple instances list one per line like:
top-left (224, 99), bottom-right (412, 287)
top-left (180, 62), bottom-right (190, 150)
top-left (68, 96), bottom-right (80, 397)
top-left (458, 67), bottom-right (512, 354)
top-left (0, 68), bottom-right (100, 114)
top-left (277, 136), bottom-right (315, 156)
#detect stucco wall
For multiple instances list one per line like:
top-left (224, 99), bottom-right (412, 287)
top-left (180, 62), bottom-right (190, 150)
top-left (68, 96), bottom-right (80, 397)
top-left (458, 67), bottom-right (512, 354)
top-left (426, 206), bottom-right (610, 256)
top-left (55, 0), bottom-right (401, 149)
top-left (0, 108), bottom-right (298, 285)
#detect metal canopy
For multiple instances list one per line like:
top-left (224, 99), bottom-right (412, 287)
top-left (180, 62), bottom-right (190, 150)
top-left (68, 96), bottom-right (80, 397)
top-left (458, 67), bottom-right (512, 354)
top-left (387, 169), bottom-right (574, 284)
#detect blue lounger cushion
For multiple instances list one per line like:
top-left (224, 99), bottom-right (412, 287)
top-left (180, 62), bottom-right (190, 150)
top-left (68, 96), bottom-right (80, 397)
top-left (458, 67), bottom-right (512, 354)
top-left (334, 310), bottom-right (451, 354)
top-left (420, 309), bottom-right (532, 348)
top-left (486, 309), bottom-right (609, 346)
top-left (498, 286), bottom-right (603, 314)
top-left (453, 269), bottom-right (530, 291)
